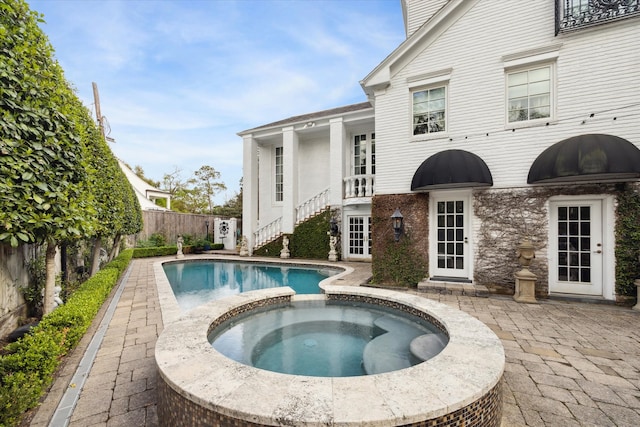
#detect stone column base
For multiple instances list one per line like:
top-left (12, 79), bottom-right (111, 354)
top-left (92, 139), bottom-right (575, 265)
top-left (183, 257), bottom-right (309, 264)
top-left (633, 279), bottom-right (640, 311)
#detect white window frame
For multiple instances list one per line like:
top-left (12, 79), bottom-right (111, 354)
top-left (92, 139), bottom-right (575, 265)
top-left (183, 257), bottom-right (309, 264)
top-left (506, 65), bottom-right (553, 125)
top-left (274, 145), bottom-right (283, 203)
top-left (352, 132), bottom-right (376, 176)
top-left (503, 47), bottom-right (559, 128)
top-left (408, 69), bottom-right (451, 141)
top-left (411, 85), bottom-right (447, 137)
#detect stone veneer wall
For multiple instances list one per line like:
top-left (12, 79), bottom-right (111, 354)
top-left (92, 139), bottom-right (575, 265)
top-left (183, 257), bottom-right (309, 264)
top-left (370, 185), bottom-right (621, 296)
top-left (474, 184), bottom-right (618, 296)
top-left (157, 293), bottom-right (503, 427)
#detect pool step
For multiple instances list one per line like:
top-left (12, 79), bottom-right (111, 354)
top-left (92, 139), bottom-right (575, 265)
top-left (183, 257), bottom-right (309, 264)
top-left (362, 316), bottom-right (421, 375)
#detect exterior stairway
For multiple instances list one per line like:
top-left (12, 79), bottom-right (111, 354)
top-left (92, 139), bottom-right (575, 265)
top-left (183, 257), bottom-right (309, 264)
top-left (253, 188), bottom-right (330, 250)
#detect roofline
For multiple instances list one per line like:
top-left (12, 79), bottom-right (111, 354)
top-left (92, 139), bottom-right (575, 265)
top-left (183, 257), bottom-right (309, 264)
top-left (237, 101), bottom-right (373, 136)
top-left (360, 0), bottom-right (478, 95)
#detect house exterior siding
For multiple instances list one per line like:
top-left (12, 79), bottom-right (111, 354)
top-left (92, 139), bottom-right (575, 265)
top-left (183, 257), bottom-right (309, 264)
top-left (363, 0), bottom-right (640, 300)
top-left (241, 0), bottom-right (639, 300)
top-left (402, 0), bottom-right (448, 38)
top-left (376, 0), bottom-right (639, 195)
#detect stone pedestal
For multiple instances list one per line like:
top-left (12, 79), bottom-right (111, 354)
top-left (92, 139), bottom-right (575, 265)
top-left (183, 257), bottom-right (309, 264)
top-left (514, 268), bottom-right (537, 303)
top-left (633, 279), bottom-right (640, 311)
top-left (513, 239), bottom-right (537, 303)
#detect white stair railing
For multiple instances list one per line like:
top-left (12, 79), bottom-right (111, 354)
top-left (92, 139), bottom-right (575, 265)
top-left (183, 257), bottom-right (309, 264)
top-left (296, 188), bottom-right (330, 224)
top-left (253, 217), bottom-right (282, 248)
top-left (253, 188), bottom-right (331, 249)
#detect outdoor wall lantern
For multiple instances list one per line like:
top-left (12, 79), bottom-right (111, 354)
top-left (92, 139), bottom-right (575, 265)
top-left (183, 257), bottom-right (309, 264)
top-left (391, 208), bottom-right (404, 242)
top-left (329, 217), bottom-right (339, 237)
top-left (205, 220), bottom-right (210, 241)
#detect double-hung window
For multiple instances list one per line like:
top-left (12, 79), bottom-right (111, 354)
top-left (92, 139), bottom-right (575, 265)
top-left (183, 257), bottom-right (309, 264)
top-left (507, 66), bottom-right (551, 123)
top-left (275, 146), bottom-right (283, 202)
top-left (412, 86), bottom-right (446, 135)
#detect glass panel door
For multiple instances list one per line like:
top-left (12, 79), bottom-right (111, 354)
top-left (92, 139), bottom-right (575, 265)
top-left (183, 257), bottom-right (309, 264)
top-left (348, 216), bottom-right (371, 258)
top-left (431, 195), bottom-right (469, 279)
top-left (550, 201), bottom-right (603, 295)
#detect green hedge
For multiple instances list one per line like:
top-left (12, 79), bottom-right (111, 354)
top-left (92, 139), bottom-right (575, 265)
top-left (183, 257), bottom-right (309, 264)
top-left (132, 243), bottom-right (225, 258)
top-left (132, 246), bottom-right (178, 258)
top-left (0, 249), bottom-right (133, 427)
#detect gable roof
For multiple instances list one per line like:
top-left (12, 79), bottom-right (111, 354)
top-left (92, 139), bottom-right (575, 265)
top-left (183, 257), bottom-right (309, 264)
top-left (360, 0), bottom-right (479, 95)
top-left (118, 159), bottom-right (170, 211)
top-left (238, 102), bottom-right (372, 135)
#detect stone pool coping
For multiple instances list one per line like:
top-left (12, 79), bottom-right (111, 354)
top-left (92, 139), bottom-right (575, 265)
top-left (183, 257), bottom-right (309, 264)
top-left (155, 283), bottom-right (505, 426)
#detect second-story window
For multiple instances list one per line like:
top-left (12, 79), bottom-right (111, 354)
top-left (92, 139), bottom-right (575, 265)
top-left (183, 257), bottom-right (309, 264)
top-left (412, 86), bottom-right (446, 135)
top-left (354, 134), bottom-right (367, 175)
top-left (371, 133), bottom-right (376, 175)
top-left (507, 65), bottom-right (551, 123)
top-left (353, 133), bottom-right (375, 175)
top-left (275, 146), bottom-right (283, 202)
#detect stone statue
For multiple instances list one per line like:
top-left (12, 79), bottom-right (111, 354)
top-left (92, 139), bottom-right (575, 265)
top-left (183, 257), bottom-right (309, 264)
top-left (53, 285), bottom-right (64, 308)
top-left (328, 235), bottom-right (338, 262)
top-left (176, 235), bottom-right (184, 259)
top-left (280, 235), bottom-right (290, 259)
top-left (239, 235), bottom-right (249, 256)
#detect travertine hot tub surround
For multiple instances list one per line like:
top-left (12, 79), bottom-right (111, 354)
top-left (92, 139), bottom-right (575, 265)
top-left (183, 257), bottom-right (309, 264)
top-left (155, 285), bottom-right (504, 426)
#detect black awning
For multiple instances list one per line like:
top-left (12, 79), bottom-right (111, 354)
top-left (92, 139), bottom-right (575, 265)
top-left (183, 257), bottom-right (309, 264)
top-left (411, 149), bottom-right (493, 191)
top-left (527, 134), bottom-right (640, 184)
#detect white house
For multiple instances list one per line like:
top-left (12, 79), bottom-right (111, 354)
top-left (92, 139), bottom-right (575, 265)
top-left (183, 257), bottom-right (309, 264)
top-left (242, 0), bottom-right (640, 301)
top-left (240, 103), bottom-right (376, 261)
top-left (118, 159), bottom-right (171, 211)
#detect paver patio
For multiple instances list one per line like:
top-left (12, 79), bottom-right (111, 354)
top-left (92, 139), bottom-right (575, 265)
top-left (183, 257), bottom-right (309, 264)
top-left (30, 256), bottom-right (640, 427)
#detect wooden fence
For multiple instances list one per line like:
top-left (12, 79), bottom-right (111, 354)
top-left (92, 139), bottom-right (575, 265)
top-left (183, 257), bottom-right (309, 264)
top-left (131, 210), bottom-right (241, 247)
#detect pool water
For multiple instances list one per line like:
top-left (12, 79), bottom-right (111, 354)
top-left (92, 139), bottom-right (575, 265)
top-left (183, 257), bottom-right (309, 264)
top-left (209, 300), bottom-right (448, 377)
top-left (163, 261), bottom-right (338, 311)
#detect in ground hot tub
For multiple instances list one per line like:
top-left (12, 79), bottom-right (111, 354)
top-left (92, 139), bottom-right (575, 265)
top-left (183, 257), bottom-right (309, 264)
top-left (210, 298), bottom-right (448, 377)
top-left (155, 286), bottom-right (505, 426)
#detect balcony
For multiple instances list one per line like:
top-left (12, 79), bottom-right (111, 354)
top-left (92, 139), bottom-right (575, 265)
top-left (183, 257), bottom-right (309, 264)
top-left (556, 0), bottom-right (640, 33)
top-left (344, 174), bottom-right (375, 199)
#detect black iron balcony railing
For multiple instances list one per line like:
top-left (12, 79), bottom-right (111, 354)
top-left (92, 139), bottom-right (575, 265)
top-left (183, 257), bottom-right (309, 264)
top-left (556, 0), bottom-right (640, 34)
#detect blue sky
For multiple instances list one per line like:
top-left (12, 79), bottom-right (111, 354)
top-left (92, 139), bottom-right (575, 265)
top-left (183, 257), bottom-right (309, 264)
top-left (28, 0), bottom-right (405, 204)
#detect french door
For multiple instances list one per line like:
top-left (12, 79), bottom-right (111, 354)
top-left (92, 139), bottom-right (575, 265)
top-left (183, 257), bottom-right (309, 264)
top-left (431, 194), bottom-right (470, 280)
top-left (549, 200), bottom-right (603, 296)
top-left (348, 216), bottom-right (371, 259)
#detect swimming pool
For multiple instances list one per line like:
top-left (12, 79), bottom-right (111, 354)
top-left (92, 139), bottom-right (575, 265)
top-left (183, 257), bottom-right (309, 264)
top-left (162, 260), bottom-right (341, 311)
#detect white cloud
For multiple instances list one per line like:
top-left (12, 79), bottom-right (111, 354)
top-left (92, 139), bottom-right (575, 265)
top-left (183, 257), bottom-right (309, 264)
top-left (29, 0), bottom-right (405, 203)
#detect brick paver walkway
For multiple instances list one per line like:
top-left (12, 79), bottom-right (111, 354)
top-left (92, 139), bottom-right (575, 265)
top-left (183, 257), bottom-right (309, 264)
top-left (31, 257), bottom-right (640, 426)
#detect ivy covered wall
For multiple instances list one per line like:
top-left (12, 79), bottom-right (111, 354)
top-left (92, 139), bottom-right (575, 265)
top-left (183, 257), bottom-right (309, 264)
top-left (371, 194), bottom-right (428, 287)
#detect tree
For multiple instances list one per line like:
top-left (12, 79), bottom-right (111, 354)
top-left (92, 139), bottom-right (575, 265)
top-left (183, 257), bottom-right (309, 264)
top-left (214, 178), bottom-right (242, 217)
top-left (0, 0), bottom-right (95, 313)
top-left (194, 165), bottom-right (226, 214)
top-left (159, 165), bottom-right (227, 214)
top-left (79, 108), bottom-right (142, 276)
top-left (0, 0), bottom-right (142, 312)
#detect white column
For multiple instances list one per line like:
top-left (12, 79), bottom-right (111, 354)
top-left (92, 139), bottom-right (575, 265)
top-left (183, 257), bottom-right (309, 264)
top-left (329, 118), bottom-right (346, 207)
top-left (242, 134), bottom-right (258, 254)
top-left (282, 126), bottom-right (298, 234)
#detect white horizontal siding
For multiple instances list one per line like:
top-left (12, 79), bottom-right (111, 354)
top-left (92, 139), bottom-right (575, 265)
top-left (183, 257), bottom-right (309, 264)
top-left (375, 0), bottom-right (640, 195)
top-left (405, 0), bottom-right (449, 37)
